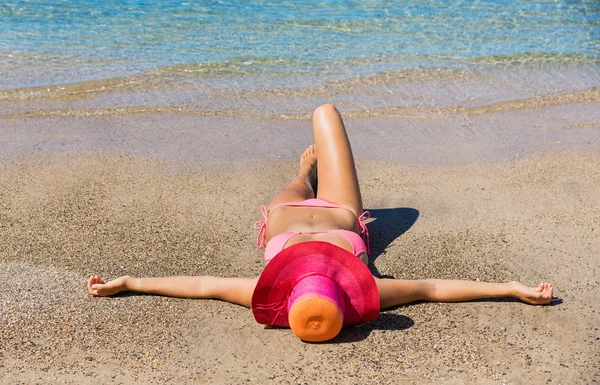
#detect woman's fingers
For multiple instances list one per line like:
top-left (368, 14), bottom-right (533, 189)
top-left (534, 283), bottom-right (544, 292)
top-left (515, 281), bottom-right (553, 305)
top-left (87, 276), bottom-right (96, 294)
top-left (531, 282), bottom-right (553, 304)
top-left (88, 275), bottom-right (109, 296)
top-left (544, 282), bottom-right (553, 299)
top-left (531, 282), bottom-right (552, 300)
top-left (93, 275), bottom-right (105, 284)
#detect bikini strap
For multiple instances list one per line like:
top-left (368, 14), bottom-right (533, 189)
top-left (253, 205), bottom-right (269, 248)
top-left (357, 211), bottom-right (371, 255)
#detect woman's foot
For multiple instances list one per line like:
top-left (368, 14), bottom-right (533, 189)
top-left (299, 144), bottom-right (318, 194)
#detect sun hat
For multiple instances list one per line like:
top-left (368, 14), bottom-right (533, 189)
top-left (252, 241), bottom-right (380, 342)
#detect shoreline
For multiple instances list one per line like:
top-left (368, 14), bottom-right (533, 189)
top-left (2, 63), bottom-right (598, 122)
top-left (1, 104), bottom-right (600, 166)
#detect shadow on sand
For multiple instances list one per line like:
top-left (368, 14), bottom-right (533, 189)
top-left (311, 313), bottom-right (415, 344)
top-left (365, 207), bottom-right (419, 278)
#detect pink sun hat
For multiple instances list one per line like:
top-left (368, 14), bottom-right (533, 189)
top-left (252, 241), bottom-right (380, 342)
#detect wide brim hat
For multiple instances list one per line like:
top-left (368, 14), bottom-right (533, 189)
top-left (252, 241), bottom-right (380, 341)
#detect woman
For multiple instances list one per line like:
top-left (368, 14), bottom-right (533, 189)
top-left (88, 104), bottom-right (553, 342)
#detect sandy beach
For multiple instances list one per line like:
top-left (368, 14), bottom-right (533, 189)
top-left (1, 107), bottom-right (599, 384)
top-left (2, 0), bottom-right (599, 383)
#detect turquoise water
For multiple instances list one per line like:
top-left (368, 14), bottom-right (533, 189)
top-left (1, 0), bottom-right (599, 116)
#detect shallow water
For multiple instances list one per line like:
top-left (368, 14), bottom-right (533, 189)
top-left (0, 0), bottom-right (599, 117)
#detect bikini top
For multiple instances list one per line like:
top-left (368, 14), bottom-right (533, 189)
top-left (254, 199), bottom-right (370, 262)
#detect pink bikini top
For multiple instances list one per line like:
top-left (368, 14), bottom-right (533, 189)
top-left (254, 199), bottom-right (370, 262)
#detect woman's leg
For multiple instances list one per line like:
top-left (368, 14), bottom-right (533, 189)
top-left (266, 145), bottom-right (317, 210)
top-left (312, 104), bottom-right (363, 216)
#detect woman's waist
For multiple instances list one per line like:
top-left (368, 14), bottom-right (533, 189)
top-left (266, 207), bottom-right (359, 239)
top-left (269, 205), bottom-right (357, 226)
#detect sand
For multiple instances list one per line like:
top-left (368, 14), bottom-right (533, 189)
top-left (1, 111), bottom-right (599, 384)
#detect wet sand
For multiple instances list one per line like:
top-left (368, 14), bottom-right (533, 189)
top-left (1, 111), bottom-right (599, 384)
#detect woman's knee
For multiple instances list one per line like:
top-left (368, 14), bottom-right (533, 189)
top-left (313, 103), bottom-right (340, 120)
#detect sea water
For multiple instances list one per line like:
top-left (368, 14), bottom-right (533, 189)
top-left (0, 0), bottom-right (599, 117)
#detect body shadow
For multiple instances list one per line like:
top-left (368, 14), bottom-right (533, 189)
top-left (318, 313), bottom-right (415, 344)
top-left (365, 207), bottom-right (419, 278)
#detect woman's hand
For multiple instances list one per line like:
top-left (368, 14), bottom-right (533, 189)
top-left (88, 275), bottom-right (129, 296)
top-left (510, 281), bottom-right (553, 305)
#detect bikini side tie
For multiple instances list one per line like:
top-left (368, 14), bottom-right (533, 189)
top-left (253, 205), bottom-right (269, 248)
top-left (357, 211), bottom-right (371, 255)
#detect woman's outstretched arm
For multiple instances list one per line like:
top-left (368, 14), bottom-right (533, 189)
top-left (87, 275), bottom-right (258, 307)
top-left (376, 278), bottom-right (553, 309)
